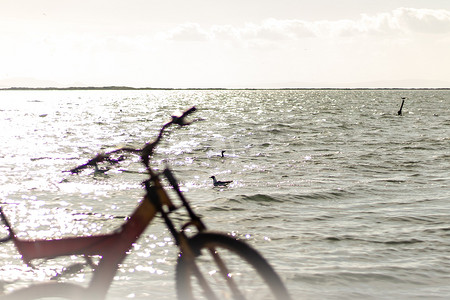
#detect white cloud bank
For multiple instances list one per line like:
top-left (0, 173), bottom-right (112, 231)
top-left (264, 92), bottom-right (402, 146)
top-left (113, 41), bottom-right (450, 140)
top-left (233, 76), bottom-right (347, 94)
top-left (161, 8), bottom-right (450, 42)
top-left (1, 7), bottom-right (449, 87)
top-left (150, 7), bottom-right (450, 87)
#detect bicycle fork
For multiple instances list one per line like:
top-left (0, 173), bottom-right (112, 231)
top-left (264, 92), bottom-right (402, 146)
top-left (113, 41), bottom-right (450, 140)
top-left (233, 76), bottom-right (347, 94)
top-left (156, 170), bottom-right (247, 300)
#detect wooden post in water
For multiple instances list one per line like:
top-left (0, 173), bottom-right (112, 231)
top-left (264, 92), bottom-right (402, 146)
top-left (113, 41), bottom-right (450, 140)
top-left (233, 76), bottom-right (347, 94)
top-left (398, 97), bottom-right (405, 115)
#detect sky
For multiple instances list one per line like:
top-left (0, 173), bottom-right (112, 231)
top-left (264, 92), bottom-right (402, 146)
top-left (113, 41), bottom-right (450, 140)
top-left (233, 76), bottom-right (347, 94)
top-left (1, 0), bottom-right (450, 88)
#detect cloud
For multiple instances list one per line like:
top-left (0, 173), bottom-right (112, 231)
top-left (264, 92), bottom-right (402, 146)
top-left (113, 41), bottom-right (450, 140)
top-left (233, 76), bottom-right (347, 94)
top-left (158, 23), bottom-right (211, 41)
top-left (393, 7), bottom-right (450, 34)
top-left (324, 7), bottom-right (450, 37)
top-left (161, 19), bottom-right (316, 42)
top-left (236, 19), bottom-right (316, 40)
top-left (159, 7), bottom-right (450, 43)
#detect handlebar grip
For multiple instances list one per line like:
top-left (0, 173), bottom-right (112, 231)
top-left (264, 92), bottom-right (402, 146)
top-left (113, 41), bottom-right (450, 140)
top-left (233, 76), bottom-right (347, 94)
top-left (172, 106), bottom-right (196, 126)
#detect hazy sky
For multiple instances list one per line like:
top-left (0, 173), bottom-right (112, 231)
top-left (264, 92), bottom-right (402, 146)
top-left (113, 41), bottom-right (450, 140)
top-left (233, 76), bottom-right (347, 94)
top-left (1, 0), bottom-right (450, 88)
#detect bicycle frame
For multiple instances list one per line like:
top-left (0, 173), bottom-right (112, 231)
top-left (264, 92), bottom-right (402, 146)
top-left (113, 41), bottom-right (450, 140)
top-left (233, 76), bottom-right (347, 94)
top-left (0, 166), bottom-right (203, 298)
top-left (0, 107), bottom-right (205, 299)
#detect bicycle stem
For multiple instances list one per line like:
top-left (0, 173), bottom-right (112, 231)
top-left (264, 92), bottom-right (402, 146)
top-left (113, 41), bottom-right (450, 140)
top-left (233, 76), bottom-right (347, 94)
top-left (140, 106), bottom-right (197, 170)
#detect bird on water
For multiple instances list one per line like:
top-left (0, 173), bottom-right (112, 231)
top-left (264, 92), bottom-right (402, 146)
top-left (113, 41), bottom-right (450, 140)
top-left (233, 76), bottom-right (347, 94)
top-left (210, 176), bottom-right (232, 187)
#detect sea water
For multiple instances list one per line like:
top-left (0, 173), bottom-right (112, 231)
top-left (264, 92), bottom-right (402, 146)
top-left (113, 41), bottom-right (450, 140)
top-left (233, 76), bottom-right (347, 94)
top-left (0, 89), bottom-right (449, 299)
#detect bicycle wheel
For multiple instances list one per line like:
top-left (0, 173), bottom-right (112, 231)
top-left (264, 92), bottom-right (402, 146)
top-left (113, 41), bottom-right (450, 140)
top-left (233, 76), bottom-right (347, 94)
top-left (1, 282), bottom-right (87, 300)
top-left (176, 232), bottom-right (291, 300)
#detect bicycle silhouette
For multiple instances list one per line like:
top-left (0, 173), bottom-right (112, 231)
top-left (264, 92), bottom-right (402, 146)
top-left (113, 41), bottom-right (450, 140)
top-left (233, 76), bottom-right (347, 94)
top-left (0, 107), bottom-right (291, 300)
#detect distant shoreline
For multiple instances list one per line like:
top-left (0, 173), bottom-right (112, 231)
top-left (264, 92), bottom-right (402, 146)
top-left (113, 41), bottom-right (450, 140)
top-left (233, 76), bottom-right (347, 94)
top-left (0, 86), bottom-right (449, 91)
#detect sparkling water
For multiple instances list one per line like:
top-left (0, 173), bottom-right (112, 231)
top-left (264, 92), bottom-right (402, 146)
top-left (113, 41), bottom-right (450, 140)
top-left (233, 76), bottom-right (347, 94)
top-left (0, 89), bottom-right (449, 299)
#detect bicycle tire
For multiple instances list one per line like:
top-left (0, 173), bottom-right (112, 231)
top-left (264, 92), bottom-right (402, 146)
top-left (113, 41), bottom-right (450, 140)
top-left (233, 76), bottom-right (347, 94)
top-left (176, 232), bottom-right (291, 300)
top-left (0, 282), bottom-right (87, 300)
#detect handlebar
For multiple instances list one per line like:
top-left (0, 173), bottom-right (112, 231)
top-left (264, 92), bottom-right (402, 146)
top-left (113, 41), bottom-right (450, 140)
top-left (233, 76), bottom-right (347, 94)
top-left (1, 107), bottom-right (198, 243)
top-left (68, 106), bottom-right (197, 174)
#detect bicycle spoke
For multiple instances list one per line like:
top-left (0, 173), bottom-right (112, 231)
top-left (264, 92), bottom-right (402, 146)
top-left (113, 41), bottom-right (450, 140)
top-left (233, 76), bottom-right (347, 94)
top-left (190, 259), bottom-right (220, 300)
top-left (208, 247), bottom-right (246, 300)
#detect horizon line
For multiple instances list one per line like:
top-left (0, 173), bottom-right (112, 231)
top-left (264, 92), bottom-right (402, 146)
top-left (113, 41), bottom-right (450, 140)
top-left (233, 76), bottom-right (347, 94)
top-left (1, 86), bottom-right (449, 91)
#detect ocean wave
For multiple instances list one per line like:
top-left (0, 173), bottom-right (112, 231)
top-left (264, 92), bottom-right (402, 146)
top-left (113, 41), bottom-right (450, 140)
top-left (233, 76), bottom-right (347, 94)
top-left (290, 270), bottom-right (417, 289)
top-left (236, 194), bottom-right (283, 203)
top-left (231, 189), bottom-right (356, 205)
top-left (287, 189), bottom-right (356, 201)
top-left (324, 236), bottom-right (424, 245)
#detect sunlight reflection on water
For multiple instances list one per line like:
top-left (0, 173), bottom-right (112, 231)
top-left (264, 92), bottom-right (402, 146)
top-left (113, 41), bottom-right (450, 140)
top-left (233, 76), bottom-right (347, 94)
top-left (0, 89), bottom-right (449, 299)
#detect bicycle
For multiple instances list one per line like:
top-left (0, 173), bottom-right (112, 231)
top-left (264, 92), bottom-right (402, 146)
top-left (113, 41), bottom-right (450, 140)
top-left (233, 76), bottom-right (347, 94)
top-left (0, 107), bottom-right (291, 300)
